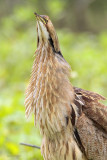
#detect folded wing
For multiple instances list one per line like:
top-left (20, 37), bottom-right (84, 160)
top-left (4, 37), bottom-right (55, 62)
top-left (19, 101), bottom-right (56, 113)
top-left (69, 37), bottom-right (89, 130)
top-left (74, 87), bottom-right (107, 160)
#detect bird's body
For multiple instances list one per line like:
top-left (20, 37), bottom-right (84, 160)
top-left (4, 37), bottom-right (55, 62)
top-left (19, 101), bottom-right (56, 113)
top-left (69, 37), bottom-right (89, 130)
top-left (25, 13), bottom-right (107, 160)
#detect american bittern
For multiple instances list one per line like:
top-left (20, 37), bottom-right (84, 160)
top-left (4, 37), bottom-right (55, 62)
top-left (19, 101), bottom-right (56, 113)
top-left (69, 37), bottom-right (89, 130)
top-left (25, 13), bottom-right (107, 160)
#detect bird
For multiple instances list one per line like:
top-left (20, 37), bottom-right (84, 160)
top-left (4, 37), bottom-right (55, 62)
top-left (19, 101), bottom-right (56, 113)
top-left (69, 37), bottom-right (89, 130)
top-left (25, 13), bottom-right (107, 160)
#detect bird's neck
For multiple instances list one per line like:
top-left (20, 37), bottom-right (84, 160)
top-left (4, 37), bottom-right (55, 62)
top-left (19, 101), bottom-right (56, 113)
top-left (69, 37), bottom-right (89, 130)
top-left (25, 43), bottom-right (74, 136)
top-left (33, 44), bottom-right (73, 133)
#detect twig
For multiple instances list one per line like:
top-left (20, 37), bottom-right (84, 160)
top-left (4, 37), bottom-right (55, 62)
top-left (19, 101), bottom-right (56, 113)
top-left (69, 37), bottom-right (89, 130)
top-left (20, 142), bottom-right (40, 149)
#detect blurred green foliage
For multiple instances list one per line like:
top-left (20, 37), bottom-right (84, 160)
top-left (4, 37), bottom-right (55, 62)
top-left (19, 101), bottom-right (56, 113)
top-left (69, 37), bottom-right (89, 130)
top-left (0, 3), bottom-right (107, 160)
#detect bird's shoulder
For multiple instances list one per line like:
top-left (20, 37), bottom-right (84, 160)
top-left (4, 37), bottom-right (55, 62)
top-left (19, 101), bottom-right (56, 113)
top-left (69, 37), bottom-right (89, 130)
top-left (74, 86), bottom-right (107, 132)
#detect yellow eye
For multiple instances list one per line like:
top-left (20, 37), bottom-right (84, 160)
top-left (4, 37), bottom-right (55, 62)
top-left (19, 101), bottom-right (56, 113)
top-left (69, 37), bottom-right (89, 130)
top-left (44, 17), bottom-right (48, 24)
top-left (45, 18), bottom-right (48, 21)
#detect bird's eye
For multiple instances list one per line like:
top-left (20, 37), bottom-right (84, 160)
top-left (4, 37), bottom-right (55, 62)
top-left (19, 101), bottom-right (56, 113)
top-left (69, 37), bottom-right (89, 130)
top-left (44, 18), bottom-right (48, 23)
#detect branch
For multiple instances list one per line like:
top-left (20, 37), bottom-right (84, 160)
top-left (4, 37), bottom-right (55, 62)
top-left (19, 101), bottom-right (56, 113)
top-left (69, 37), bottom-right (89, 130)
top-left (20, 142), bottom-right (40, 149)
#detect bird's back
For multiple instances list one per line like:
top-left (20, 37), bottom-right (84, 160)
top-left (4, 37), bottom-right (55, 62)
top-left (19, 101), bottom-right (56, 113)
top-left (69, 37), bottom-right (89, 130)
top-left (74, 87), bottom-right (107, 160)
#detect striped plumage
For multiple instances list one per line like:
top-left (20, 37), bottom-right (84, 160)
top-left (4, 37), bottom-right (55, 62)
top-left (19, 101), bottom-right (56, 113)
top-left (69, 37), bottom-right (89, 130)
top-left (25, 13), bottom-right (107, 160)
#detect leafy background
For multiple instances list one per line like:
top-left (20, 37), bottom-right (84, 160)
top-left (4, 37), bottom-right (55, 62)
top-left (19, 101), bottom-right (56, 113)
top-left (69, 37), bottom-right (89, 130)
top-left (0, 0), bottom-right (107, 159)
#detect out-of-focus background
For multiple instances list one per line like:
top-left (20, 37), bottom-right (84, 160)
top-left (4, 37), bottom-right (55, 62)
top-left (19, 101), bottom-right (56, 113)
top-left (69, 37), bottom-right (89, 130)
top-left (0, 0), bottom-right (107, 159)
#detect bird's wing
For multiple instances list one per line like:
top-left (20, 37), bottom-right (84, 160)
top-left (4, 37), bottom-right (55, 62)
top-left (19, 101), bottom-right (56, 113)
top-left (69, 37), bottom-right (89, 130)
top-left (74, 87), bottom-right (107, 132)
top-left (73, 87), bottom-right (107, 160)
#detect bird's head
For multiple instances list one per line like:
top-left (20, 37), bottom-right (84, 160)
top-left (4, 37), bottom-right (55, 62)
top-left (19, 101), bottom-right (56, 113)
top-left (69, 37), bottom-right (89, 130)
top-left (34, 12), bottom-right (60, 53)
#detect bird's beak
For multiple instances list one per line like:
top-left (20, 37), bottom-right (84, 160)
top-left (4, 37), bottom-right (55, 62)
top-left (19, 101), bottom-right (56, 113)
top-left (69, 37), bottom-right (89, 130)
top-left (34, 12), bottom-right (48, 25)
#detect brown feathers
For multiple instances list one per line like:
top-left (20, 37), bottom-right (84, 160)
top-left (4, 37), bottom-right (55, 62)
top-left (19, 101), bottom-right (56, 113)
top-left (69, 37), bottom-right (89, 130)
top-left (25, 13), bottom-right (107, 160)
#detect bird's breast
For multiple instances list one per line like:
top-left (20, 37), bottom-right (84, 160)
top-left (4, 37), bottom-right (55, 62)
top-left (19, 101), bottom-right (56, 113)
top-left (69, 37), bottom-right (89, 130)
top-left (41, 134), bottom-right (86, 160)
